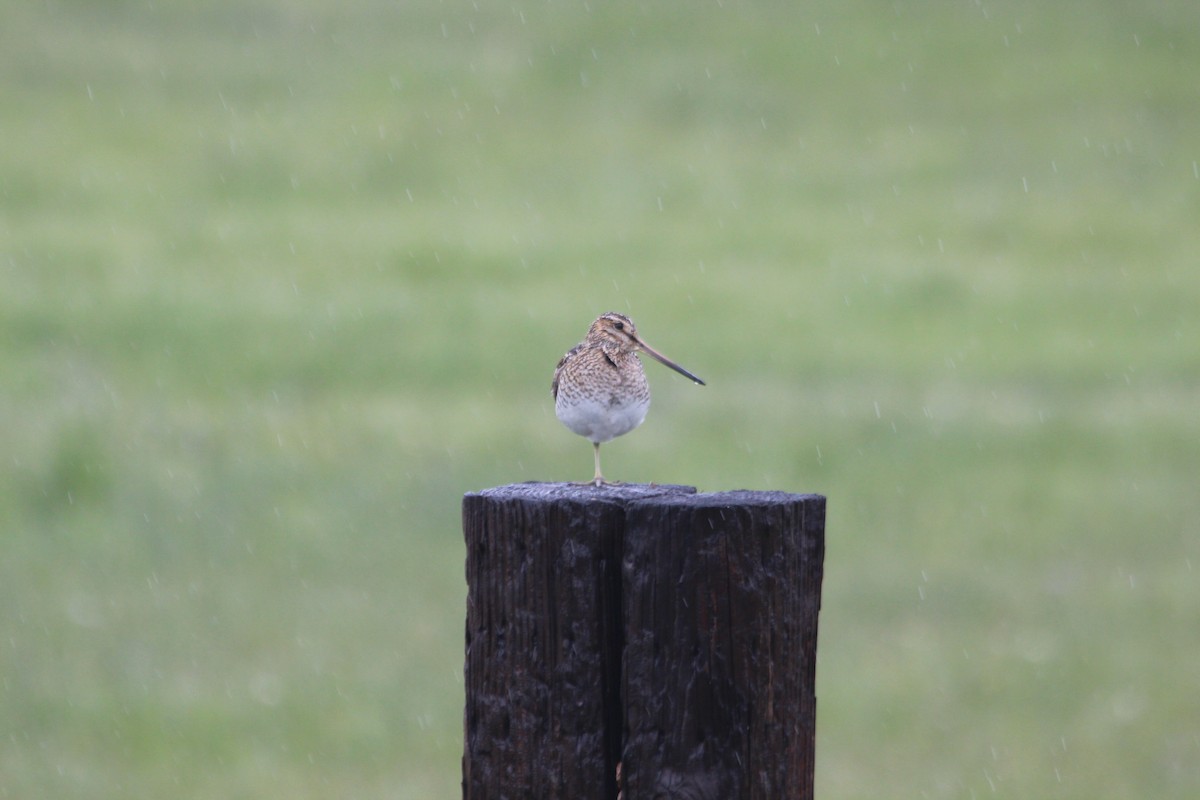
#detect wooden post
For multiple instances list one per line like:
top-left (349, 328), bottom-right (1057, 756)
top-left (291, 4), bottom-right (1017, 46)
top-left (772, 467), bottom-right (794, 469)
top-left (463, 483), bottom-right (825, 800)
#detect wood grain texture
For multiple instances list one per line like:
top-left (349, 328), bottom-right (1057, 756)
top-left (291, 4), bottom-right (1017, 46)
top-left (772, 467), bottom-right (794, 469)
top-left (462, 483), bottom-right (824, 800)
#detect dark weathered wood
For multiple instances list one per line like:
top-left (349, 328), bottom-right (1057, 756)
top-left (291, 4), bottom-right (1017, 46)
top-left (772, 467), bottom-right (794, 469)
top-left (621, 491), bottom-right (825, 800)
top-left (462, 482), bottom-right (697, 799)
top-left (462, 483), bottom-right (825, 800)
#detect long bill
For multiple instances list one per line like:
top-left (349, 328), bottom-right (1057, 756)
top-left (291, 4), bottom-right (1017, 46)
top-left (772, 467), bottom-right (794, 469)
top-left (636, 339), bottom-right (706, 385)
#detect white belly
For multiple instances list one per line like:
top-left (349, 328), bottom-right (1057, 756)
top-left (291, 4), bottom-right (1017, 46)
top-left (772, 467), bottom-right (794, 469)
top-left (555, 393), bottom-right (649, 444)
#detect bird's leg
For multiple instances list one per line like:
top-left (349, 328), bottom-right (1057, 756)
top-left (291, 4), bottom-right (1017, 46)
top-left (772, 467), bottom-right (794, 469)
top-left (573, 441), bottom-right (612, 487)
top-left (591, 441), bottom-right (605, 486)
top-left (573, 442), bottom-right (622, 487)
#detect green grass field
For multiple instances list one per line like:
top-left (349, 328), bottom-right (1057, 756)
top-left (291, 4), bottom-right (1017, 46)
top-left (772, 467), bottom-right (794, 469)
top-left (3, 0), bottom-right (1199, 797)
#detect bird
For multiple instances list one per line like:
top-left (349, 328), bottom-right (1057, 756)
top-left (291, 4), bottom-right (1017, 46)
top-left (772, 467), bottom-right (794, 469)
top-left (552, 312), bottom-right (705, 486)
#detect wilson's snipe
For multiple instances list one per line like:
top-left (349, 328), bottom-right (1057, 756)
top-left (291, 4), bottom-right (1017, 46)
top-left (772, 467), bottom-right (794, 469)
top-left (552, 312), bottom-right (705, 486)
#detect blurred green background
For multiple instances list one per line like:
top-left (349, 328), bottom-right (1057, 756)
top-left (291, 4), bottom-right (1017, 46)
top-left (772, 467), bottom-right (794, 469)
top-left (3, 0), bottom-right (1198, 797)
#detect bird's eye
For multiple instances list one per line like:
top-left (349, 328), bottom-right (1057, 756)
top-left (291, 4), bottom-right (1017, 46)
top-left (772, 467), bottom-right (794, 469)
top-left (614, 322), bottom-right (624, 330)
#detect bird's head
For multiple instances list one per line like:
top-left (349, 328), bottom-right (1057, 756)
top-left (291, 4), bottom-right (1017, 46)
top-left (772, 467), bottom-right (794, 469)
top-left (587, 312), bottom-right (641, 352)
top-left (585, 312), bottom-right (705, 385)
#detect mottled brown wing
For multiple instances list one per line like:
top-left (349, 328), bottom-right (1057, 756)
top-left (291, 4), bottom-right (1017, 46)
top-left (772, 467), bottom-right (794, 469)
top-left (552, 344), bottom-right (582, 400)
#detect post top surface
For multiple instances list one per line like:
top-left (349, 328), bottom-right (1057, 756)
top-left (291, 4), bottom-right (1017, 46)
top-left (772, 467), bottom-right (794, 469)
top-left (469, 481), bottom-right (697, 503)
top-left (645, 488), bottom-right (825, 507)
top-left (467, 482), bottom-right (824, 508)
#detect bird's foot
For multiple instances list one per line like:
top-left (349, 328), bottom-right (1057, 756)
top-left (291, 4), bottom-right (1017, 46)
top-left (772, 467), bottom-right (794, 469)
top-left (572, 477), bottom-right (623, 488)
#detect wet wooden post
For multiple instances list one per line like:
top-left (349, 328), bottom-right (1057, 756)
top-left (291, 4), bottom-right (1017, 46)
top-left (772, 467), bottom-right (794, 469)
top-left (463, 483), bottom-right (825, 800)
